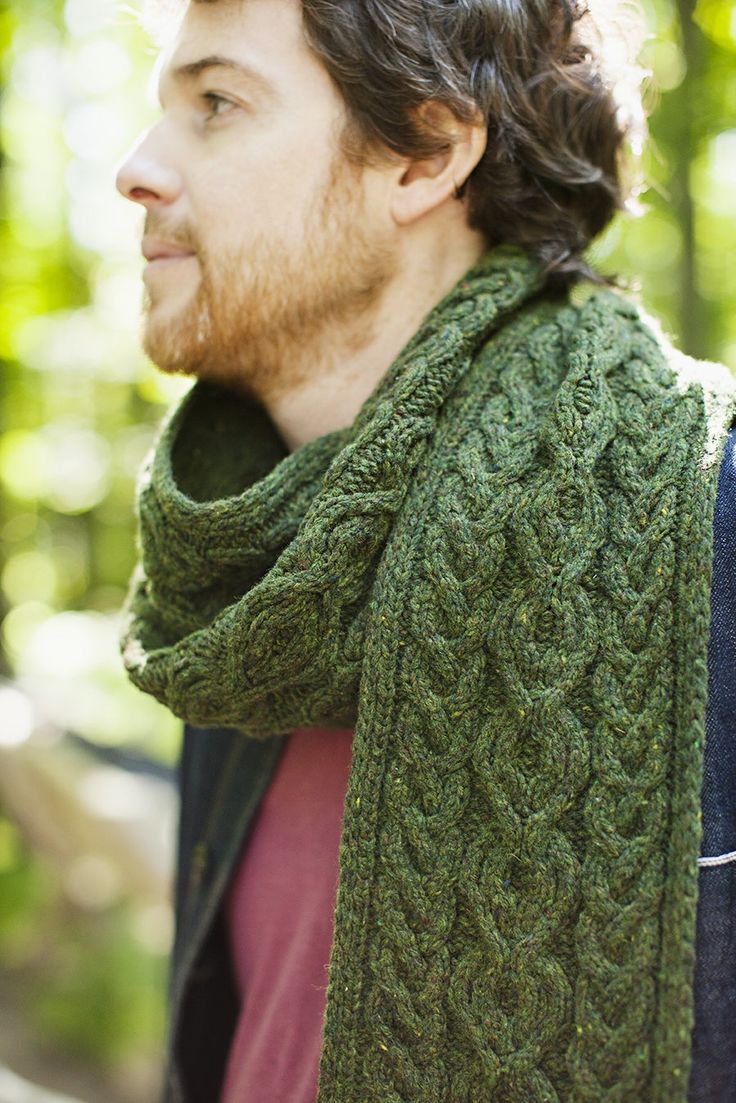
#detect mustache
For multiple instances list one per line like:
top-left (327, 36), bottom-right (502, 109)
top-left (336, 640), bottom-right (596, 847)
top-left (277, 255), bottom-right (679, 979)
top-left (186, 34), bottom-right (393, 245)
top-left (144, 215), bottom-right (199, 252)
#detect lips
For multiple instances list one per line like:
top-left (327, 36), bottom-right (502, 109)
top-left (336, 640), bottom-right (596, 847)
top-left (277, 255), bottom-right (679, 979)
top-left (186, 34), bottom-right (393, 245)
top-left (142, 237), bottom-right (196, 262)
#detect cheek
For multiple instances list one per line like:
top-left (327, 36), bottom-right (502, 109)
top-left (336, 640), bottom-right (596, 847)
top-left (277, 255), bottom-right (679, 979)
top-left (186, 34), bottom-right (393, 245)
top-left (191, 121), bottom-right (340, 246)
top-left (196, 177), bottom-right (311, 260)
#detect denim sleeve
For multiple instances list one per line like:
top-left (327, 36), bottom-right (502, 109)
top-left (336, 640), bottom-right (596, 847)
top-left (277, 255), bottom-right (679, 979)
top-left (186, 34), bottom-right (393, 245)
top-left (688, 423), bottom-right (736, 1102)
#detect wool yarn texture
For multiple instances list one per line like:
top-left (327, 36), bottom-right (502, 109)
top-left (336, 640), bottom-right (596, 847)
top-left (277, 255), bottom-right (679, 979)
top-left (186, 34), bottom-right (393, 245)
top-left (121, 245), bottom-right (736, 1102)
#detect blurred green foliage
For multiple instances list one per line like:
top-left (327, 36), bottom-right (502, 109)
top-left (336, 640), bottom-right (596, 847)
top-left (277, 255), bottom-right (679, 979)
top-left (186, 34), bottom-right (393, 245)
top-left (0, 0), bottom-right (735, 1094)
top-left (0, 0), bottom-right (182, 1092)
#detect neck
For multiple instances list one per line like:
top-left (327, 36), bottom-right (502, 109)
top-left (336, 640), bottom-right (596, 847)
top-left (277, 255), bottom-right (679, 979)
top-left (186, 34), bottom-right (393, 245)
top-left (260, 232), bottom-right (487, 454)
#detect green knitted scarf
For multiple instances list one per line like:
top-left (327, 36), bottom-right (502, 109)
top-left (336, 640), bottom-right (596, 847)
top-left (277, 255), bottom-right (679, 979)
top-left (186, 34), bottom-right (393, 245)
top-left (121, 246), bottom-right (736, 1102)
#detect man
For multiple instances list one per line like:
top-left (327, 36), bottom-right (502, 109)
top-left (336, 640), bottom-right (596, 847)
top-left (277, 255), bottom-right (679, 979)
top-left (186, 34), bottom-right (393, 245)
top-left (115, 1), bottom-right (736, 1100)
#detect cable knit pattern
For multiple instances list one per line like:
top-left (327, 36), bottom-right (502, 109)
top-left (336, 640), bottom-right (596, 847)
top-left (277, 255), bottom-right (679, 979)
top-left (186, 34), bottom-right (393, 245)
top-left (120, 245), bottom-right (736, 1102)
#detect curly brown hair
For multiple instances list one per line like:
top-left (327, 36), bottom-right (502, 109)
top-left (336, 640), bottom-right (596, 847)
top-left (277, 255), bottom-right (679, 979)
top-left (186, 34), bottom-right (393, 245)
top-left (156, 0), bottom-right (648, 288)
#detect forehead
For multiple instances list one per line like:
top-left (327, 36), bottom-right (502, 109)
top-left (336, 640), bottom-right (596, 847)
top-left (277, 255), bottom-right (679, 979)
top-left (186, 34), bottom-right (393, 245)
top-left (159, 0), bottom-right (312, 85)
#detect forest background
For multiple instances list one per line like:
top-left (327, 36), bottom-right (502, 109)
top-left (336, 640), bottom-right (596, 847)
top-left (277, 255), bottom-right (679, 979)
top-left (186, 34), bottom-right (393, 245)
top-left (0, 0), bottom-right (734, 1100)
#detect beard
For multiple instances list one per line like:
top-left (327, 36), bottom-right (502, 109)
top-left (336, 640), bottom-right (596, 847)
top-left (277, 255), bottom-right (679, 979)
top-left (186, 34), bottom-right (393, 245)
top-left (140, 152), bottom-right (399, 405)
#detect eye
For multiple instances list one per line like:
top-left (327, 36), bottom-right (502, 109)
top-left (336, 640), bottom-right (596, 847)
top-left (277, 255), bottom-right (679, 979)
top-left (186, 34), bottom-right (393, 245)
top-left (201, 92), bottom-right (236, 121)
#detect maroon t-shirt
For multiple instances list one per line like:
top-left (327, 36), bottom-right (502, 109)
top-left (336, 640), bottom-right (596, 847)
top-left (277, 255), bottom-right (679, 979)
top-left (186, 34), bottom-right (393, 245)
top-left (219, 725), bottom-right (354, 1103)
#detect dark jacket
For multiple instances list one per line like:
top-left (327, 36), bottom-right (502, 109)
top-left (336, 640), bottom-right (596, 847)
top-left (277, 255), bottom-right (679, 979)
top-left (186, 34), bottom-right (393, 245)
top-left (161, 425), bottom-right (736, 1103)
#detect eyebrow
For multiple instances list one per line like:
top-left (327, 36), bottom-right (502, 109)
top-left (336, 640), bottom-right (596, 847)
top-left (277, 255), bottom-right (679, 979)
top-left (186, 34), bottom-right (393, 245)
top-left (164, 54), bottom-right (276, 99)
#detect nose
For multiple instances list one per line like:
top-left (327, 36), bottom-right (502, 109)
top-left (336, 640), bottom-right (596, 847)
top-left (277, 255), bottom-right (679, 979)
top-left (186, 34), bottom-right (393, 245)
top-left (115, 126), bottom-right (183, 209)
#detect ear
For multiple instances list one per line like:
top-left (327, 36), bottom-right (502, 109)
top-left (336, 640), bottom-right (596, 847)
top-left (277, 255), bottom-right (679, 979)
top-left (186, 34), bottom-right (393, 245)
top-left (390, 103), bottom-right (487, 227)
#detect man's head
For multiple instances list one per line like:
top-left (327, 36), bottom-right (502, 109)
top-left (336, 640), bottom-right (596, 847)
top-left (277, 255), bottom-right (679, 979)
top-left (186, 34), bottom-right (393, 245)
top-left (116, 0), bottom-right (643, 399)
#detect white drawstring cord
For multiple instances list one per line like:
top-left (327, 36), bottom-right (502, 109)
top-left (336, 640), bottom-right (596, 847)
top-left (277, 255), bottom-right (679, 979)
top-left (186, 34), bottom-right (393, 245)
top-left (698, 849), bottom-right (736, 868)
